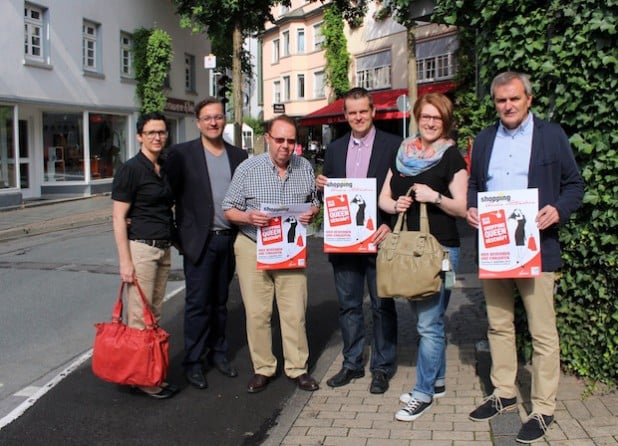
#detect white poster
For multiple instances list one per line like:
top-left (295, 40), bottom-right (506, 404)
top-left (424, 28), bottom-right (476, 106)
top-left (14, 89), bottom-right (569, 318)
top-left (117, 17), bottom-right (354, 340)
top-left (477, 188), bottom-right (541, 278)
top-left (256, 203), bottom-right (311, 270)
top-left (323, 178), bottom-right (377, 253)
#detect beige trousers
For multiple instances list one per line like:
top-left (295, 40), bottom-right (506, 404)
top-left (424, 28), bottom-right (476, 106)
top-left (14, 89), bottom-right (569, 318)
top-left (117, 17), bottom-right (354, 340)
top-left (234, 234), bottom-right (309, 379)
top-left (126, 241), bottom-right (171, 329)
top-left (483, 272), bottom-right (559, 415)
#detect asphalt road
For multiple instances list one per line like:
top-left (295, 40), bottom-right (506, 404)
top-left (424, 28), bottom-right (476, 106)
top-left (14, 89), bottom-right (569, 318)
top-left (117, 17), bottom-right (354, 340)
top-left (0, 226), bottom-right (341, 445)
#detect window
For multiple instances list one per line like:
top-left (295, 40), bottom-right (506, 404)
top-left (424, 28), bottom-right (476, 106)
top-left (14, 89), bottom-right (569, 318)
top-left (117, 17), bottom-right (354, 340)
top-left (416, 35), bottom-right (459, 83)
top-left (297, 74), bottom-right (305, 99)
top-left (273, 80), bottom-right (281, 103)
top-left (282, 31), bottom-right (290, 57)
top-left (283, 76), bottom-right (290, 101)
top-left (185, 53), bottom-right (196, 92)
top-left (42, 113), bottom-right (83, 182)
top-left (313, 23), bottom-right (324, 51)
top-left (24, 3), bottom-right (48, 63)
top-left (0, 105), bottom-right (16, 189)
top-left (82, 20), bottom-right (100, 72)
top-left (297, 29), bottom-right (305, 54)
top-left (313, 71), bottom-right (325, 98)
top-left (272, 38), bottom-right (280, 63)
top-left (120, 32), bottom-right (133, 78)
top-left (88, 113), bottom-right (128, 180)
top-left (355, 50), bottom-right (392, 90)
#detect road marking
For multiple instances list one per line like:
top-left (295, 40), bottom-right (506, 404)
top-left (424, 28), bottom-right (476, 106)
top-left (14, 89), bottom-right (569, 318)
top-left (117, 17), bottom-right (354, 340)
top-left (0, 284), bottom-right (185, 431)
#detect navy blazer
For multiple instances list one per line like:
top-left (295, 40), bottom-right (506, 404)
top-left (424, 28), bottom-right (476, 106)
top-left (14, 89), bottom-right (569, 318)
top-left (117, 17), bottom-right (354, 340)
top-left (323, 128), bottom-right (402, 261)
top-left (165, 138), bottom-right (248, 264)
top-left (467, 115), bottom-right (584, 271)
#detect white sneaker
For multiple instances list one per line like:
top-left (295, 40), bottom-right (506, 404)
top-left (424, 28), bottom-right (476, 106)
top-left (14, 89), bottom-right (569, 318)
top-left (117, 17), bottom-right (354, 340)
top-left (395, 397), bottom-right (433, 421)
top-left (399, 386), bottom-right (445, 404)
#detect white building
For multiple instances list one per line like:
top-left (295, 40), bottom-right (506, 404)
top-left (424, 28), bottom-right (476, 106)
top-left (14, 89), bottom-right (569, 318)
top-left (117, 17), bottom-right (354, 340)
top-left (0, 0), bottom-right (213, 206)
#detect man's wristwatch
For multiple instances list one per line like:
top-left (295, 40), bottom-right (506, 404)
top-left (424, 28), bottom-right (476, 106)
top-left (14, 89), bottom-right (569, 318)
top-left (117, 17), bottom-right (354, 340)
top-left (435, 193), bottom-right (442, 205)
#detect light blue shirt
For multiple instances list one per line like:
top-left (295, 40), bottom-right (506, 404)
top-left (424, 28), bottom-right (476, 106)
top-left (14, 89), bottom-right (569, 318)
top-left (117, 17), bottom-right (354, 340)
top-left (486, 112), bottom-right (534, 191)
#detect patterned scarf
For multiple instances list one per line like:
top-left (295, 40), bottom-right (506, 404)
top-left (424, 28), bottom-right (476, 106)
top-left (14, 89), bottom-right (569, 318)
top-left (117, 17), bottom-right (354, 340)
top-left (395, 136), bottom-right (454, 177)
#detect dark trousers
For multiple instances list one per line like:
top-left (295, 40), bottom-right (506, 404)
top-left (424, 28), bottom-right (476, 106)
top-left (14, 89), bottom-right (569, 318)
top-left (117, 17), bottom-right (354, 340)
top-left (182, 233), bottom-right (235, 369)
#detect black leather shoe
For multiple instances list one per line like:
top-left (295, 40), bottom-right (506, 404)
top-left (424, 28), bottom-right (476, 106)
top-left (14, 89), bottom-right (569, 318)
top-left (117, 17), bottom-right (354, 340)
top-left (326, 367), bottom-right (365, 388)
top-left (247, 374), bottom-right (271, 393)
top-left (162, 382), bottom-right (180, 394)
top-left (185, 366), bottom-right (208, 389)
top-left (292, 373), bottom-right (319, 391)
top-left (210, 357), bottom-right (238, 378)
top-left (369, 370), bottom-right (389, 394)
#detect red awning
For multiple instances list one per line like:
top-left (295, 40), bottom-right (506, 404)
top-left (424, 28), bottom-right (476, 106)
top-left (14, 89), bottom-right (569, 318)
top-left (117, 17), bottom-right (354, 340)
top-left (299, 82), bottom-right (456, 127)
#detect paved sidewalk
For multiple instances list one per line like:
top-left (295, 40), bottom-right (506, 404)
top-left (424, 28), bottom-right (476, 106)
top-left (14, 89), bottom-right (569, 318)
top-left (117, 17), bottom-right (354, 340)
top-left (1, 196), bottom-right (616, 445)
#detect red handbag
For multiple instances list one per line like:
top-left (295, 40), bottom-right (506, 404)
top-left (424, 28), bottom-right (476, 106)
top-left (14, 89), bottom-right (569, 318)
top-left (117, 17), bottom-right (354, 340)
top-left (92, 279), bottom-right (169, 387)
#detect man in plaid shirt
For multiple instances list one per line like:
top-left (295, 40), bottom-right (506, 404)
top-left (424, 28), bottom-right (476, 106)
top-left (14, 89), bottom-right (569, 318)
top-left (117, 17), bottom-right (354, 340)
top-left (223, 115), bottom-right (320, 394)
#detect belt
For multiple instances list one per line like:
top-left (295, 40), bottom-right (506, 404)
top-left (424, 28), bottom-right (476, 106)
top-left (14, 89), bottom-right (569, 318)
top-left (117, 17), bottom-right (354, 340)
top-left (131, 239), bottom-right (172, 249)
top-left (210, 229), bottom-right (234, 236)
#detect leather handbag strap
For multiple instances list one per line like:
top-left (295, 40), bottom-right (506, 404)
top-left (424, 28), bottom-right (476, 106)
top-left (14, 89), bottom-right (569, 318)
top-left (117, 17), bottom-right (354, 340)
top-left (393, 186), bottom-right (431, 235)
top-left (111, 279), bottom-right (158, 328)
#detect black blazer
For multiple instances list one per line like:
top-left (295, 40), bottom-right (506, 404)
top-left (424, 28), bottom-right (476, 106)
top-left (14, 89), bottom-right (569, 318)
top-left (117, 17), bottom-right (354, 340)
top-left (323, 128), bottom-right (402, 229)
top-left (165, 138), bottom-right (248, 264)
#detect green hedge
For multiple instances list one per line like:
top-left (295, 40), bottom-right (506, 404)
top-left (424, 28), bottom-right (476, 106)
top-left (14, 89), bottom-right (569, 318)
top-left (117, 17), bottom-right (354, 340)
top-left (435, 0), bottom-right (618, 386)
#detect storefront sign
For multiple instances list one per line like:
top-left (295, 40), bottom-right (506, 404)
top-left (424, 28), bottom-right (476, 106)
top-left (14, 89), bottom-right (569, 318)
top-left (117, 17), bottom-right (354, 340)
top-left (164, 98), bottom-right (195, 115)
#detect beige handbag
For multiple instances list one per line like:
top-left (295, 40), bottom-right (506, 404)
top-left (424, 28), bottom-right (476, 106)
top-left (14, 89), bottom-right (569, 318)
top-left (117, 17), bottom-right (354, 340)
top-left (377, 191), bottom-right (448, 300)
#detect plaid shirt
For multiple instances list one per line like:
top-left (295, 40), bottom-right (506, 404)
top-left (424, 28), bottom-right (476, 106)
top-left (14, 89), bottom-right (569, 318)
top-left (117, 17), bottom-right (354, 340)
top-left (222, 153), bottom-right (319, 241)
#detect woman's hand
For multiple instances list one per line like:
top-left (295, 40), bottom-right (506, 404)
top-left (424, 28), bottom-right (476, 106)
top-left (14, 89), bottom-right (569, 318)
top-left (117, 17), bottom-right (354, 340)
top-left (394, 195), bottom-right (413, 213)
top-left (411, 183), bottom-right (438, 203)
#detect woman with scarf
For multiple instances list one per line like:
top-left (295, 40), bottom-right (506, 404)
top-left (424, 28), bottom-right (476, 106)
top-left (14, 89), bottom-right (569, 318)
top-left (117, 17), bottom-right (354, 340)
top-left (378, 93), bottom-right (468, 422)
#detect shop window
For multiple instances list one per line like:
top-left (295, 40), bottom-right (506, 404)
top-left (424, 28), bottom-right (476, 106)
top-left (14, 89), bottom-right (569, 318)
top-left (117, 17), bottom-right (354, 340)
top-left (88, 113), bottom-right (128, 180)
top-left (0, 105), bottom-right (17, 189)
top-left (43, 113), bottom-right (83, 182)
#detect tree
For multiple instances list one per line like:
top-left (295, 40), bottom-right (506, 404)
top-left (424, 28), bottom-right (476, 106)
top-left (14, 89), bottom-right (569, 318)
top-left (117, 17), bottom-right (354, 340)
top-left (173, 0), bottom-right (285, 146)
top-left (434, 0), bottom-right (618, 386)
top-left (322, 3), bottom-right (350, 101)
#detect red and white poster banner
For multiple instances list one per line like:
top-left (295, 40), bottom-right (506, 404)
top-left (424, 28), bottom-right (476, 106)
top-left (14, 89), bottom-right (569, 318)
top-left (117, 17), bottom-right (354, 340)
top-left (257, 203), bottom-right (311, 270)
top-left (477, 188), bottom-right (541, 278)
top-left (324, 178), bottom-right (377, 253)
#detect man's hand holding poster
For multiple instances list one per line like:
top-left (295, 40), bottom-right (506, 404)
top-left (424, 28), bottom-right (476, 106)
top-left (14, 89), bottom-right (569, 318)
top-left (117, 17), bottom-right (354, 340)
top-left (477, 188), bottom-right (541, 278)
top-left (257, 203), bottom-right (311, 270)
top-left (323, 178), bottom-right (377, 253)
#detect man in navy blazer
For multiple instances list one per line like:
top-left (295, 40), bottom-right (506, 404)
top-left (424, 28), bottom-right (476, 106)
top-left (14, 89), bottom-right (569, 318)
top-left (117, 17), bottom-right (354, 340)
top-left (466, 72), bottom-right (584, 443)
top-left (166, 97), bottom-right (248, 389)
top-left (316, 87), bottom-right (402, 394)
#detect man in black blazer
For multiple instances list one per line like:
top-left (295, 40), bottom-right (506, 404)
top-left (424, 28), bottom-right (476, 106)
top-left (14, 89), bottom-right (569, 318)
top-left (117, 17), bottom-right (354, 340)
top-left (316, 88), bottom-right (401, 394)
top-left (166, 97), bottom-right (248, 389)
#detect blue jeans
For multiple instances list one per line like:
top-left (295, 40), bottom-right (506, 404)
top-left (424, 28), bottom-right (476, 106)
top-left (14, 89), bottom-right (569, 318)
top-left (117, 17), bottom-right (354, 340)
top-left (332, 255), bottom-right (398, 376)
top-left (411, 246), bottom-right (459, 402)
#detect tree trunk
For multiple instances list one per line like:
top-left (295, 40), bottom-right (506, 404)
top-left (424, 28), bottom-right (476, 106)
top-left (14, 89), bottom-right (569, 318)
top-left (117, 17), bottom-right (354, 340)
top-left (232, 20), bottom-right (243, 147)
top-left (407, 27), bottom-right (418, 137)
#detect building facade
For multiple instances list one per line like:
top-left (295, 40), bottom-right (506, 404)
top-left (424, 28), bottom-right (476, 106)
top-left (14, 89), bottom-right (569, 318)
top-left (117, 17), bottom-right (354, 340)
top-left (0, 0), bottom-right (212, 207)
top-left (260, 0), bottom-right (459, 147)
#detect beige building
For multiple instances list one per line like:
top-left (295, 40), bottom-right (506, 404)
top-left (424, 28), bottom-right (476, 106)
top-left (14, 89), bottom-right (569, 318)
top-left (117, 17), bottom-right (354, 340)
top-left (261, 1), bottom-right (459, 146)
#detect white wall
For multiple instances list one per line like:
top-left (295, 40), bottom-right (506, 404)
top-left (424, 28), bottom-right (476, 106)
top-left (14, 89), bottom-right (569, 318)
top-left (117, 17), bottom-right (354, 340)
top-left (0, 0), bottom-right (211, 110)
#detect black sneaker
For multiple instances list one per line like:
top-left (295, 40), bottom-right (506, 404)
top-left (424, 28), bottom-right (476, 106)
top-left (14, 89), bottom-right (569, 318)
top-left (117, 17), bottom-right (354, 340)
top-left (395, 397), bottom-right (433, 421)
top-left (516, 413), bottom-right (554, 443)
top-left (469, 394), bottom-right (517, 421)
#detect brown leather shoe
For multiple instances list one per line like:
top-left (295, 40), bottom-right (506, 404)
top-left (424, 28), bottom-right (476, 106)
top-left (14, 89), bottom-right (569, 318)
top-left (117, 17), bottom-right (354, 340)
top-left (292, 373), bottom-right (319, 391)
top-left (247, 374), bottom-right (271, 393)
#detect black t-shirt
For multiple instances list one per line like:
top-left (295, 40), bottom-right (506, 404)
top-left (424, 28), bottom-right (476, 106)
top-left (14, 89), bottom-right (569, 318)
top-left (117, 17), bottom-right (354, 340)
top-left (389, 145), bottom-right (466, 247)
top-left (111, 151), bottom-right (174, 241)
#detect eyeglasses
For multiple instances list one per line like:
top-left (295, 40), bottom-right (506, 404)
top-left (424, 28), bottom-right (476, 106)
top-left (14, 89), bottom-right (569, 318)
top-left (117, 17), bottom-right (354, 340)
top-left (419, 114), bottom-right (443, 123)
top-left (267, 133), bottom-right (296, 146)
top-left (142, 130), bottom-right (168, 140)
top-left (198, 115), bottom-right (225, 122)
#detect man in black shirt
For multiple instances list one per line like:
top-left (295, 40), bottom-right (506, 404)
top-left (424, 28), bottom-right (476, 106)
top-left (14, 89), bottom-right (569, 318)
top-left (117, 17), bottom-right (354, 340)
top-left (111, 112), bottom-right (176, 399)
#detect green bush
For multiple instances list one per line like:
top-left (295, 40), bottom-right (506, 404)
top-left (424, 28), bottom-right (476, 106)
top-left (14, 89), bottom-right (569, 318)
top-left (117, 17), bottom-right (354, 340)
top-left (435, 0), bottom-right (618, 386)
